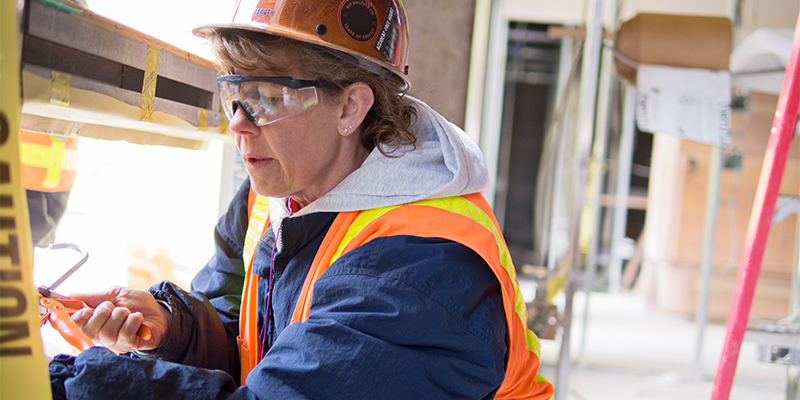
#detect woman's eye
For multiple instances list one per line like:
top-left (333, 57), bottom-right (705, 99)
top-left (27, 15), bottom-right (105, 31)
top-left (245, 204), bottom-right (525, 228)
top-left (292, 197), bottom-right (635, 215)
top-left (260, 95), bottom-right (281, 106)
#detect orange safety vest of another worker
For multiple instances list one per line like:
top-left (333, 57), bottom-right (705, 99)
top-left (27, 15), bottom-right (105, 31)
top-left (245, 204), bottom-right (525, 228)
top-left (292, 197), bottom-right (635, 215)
top-left (238, 191), bottom-right (554, 400)
top-left (18, 129), bottom-right (79, 192)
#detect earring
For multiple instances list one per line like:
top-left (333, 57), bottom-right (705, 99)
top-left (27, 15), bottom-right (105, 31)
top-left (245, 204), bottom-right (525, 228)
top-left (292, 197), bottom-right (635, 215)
top-left (343, 125), bottom-right (353, 134)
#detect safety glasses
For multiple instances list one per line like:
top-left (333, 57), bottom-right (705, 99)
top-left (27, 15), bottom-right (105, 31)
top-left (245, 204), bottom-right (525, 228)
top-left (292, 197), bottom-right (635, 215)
top-left (217, 75), bottom-right (335, 126)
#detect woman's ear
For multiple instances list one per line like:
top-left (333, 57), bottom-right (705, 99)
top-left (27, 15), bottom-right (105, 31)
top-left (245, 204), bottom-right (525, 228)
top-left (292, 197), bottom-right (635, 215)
top-left (338, 82), bottom-right (374, 136)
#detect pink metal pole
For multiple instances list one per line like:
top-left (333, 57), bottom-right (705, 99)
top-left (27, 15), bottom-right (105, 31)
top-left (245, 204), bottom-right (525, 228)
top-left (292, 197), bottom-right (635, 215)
top-left (711, 11), bottom-right (800, 400)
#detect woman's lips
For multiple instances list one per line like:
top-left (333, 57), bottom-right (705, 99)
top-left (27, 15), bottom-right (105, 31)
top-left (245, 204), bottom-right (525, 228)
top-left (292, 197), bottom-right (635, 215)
top-left (243, 155), bottom-right (272, 168)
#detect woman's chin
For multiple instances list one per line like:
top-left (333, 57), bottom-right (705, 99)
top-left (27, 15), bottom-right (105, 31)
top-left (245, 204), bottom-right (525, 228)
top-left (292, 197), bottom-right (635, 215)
top-left (250, 181), bottom-right (286, 199)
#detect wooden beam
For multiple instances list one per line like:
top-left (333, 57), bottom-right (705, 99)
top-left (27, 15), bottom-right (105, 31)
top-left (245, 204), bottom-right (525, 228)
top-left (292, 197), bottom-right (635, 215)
top-left (46, 0), bottom-right (218, 71)
top-left (547, 25), bottom-right (615, 40)
top-left (599, 194), bottom-right (648, 210)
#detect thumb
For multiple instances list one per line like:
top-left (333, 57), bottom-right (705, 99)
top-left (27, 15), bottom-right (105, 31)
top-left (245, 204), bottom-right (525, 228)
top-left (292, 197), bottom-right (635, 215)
top-left (70, 307), bottom-right (93, 328)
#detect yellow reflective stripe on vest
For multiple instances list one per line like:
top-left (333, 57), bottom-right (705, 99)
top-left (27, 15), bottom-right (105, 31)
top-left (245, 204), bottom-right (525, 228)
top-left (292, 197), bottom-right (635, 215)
top-left (329, 205), bottom-right (400, 262)
top-left (239, 194), bottom-right (270, 384)
top-left (20, 139), bottom-right (77, 189)
top-left (243, 195), bottom-right (270, 278)
top-left (328, 196), bottom-right (541, 358)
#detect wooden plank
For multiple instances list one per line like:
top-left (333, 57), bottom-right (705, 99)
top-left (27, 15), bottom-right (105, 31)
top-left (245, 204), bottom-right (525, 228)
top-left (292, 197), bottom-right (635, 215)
top-left (51, 0), bottom-right (216, 70)
top-left (547, 26), bottom-right (615, 40)
top-left (76, 12), bottom-right (217, 71)
top-left (26, 0), bottom-right (218, 88)
top-left (599, 194), bottom-right (648, 210)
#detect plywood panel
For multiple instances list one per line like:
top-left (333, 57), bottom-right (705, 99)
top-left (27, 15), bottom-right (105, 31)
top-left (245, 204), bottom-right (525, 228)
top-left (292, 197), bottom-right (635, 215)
top-left (646, 91), bottom-right (799, 319)
top-left (655, 263), bottom-right (790, 321)
top-left (653, 92), bottom-right (800, 274)
top-left (670, 145), bottom-right (799, 273)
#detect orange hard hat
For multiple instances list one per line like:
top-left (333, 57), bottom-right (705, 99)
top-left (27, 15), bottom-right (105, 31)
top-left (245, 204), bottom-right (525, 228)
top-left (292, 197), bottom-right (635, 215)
top-left (194, 0), bottom-right (411, 89)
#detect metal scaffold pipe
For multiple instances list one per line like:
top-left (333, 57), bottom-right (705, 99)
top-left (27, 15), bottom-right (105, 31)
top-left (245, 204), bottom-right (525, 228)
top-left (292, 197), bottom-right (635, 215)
top-left (555, 0), bottom-right (604, 398)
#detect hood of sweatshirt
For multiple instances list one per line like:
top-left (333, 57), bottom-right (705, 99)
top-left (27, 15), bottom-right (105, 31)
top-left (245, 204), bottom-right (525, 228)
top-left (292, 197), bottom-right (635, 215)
top-left (267, 96), bottom-right (489, 234)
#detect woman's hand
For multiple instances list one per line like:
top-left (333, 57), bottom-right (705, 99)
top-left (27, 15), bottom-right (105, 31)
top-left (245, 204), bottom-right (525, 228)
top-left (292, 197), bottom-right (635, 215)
top-left (69, 286), bottom-right (171, 353)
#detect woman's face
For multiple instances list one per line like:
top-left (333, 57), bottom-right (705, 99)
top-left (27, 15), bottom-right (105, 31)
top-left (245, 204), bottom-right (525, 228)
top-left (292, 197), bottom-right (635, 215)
top-left (227, 67), bottom-right (368, 207)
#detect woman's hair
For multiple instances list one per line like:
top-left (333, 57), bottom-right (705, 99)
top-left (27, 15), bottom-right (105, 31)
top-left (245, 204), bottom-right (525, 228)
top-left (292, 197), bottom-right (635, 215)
top-left (207, 29), bottom-right (417, 156)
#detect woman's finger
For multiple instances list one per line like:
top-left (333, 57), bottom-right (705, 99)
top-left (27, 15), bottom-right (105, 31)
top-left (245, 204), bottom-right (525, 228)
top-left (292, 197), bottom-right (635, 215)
top-left (96, 306), bottom-right (131, 347)
top-left (79, 301), bottom-right (115, 340)
top-left (115, 312), bottom-right (145, 352)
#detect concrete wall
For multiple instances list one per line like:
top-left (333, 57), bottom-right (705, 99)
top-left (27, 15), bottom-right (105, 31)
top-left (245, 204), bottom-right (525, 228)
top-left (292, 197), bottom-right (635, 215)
top-left (403, 0), bottom-right (476, 128)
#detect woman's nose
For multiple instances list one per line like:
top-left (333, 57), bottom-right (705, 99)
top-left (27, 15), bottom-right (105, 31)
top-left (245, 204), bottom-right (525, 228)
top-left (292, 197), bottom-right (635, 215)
top-left (227, 107), bottom-right (259, 136)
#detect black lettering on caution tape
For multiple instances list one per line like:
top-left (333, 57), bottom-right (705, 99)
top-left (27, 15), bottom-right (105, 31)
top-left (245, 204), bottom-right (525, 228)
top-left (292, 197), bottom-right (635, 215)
top-left (0, 321), bottom-right (32, 356)
top-left (0, 286), bottom-right (26, 318)
top-left (0, 110), bottom-right (8, 145)
top-left (0, 109), bottom-right (33, 357)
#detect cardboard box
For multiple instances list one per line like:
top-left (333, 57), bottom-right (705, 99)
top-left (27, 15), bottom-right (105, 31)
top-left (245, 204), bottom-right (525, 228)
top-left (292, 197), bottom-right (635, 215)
top-left (615, 13), bottom-right (732, 85)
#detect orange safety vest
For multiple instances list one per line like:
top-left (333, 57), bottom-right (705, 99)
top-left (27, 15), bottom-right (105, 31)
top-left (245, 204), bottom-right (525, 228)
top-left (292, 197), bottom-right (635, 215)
top-left (19, 129), bottom-right (79, 192)
top-left (238, 191), bottom-right (554, 399)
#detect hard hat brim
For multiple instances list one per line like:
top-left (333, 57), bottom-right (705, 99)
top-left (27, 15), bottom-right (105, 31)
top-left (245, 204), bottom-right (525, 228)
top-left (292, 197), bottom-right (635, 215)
top-left (193, 23), bottom-right (411, 91)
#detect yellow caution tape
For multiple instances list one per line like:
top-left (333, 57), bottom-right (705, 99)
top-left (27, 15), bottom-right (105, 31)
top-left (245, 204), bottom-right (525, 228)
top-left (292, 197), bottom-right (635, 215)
top-left (219, 103), bottom-right (229, 134)
top-left (140, 45), bottom-right (159, 122)
top-left (198, 108), bottom-right (208, 132)
top-left (1, 0), bottom-right (54, 398)
top-left (50, 71), bottom-right (70, 106)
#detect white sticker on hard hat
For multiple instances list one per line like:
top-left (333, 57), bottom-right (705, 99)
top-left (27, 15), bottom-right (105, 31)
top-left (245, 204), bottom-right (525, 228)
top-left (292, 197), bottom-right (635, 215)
top-left (374, 4), bottom-right (397, 62)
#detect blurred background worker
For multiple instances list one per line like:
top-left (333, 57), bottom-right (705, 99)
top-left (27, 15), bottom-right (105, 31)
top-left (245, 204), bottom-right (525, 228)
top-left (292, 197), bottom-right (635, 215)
top-left (19, 0), bottom-right (88, 250)
top-left (19, 129), bottom-right (79, 248)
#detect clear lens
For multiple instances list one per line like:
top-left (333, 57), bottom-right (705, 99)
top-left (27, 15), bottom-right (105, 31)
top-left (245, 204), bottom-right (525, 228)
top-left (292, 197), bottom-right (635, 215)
top-left (218, 80), bottom-right (320, 126)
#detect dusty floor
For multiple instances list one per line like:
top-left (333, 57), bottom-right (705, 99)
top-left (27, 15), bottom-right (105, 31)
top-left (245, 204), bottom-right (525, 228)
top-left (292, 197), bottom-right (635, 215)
top-left (532, 289), bottom-right (786, 400)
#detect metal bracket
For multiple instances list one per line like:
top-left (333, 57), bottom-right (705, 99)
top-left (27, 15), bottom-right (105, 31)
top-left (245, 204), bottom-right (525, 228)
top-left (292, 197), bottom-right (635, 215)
top-left (746, 319), bottom-right (800, 366)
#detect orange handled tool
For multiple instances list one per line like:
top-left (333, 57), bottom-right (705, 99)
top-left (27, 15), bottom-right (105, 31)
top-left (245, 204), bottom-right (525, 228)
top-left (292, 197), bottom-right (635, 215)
top-left (38, 293), bottom-right (153, 351)
top-left (38, 295), bottom-right (95, 351)
top-left (36, 243), bottom-right (153, 352)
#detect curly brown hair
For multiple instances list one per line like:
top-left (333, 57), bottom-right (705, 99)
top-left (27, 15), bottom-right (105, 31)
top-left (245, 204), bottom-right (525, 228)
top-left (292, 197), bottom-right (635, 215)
top-left (206, 29), bottom-right (417, 156)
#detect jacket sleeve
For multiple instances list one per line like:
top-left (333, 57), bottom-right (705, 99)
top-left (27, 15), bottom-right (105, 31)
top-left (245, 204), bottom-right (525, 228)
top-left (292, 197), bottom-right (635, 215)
top-left (138, 179), bottom-right (253, 379)
top-left (240, 235), bottom-right (508, 400)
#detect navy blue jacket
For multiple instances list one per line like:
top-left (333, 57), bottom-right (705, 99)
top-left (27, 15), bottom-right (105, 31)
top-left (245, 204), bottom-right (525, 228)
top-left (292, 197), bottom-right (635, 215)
top-left (64, 179), bottom-right (508, 399)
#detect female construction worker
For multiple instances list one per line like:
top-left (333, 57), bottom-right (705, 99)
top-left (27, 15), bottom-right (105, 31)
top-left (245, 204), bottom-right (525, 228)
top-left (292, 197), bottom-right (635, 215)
top-left (56, 1), bottom-right (554, 399)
